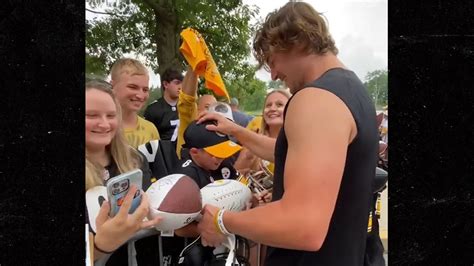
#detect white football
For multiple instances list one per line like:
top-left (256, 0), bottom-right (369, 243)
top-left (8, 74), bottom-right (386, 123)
top-left (201, 179), bottom-right (252, 211)
top-left (146, 174), bottom-right (202, 231)
top-left (85, 186), bottom-right (108, 233)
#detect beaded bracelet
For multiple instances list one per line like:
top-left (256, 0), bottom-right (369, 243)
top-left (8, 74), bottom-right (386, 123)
top-left (214, 209), bottom-right (231, 235)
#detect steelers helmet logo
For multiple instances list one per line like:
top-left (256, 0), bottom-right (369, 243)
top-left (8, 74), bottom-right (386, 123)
top-left (221, 167), bottom-right (231, 179)
top-left (214, 102), bottom-right (229, 113)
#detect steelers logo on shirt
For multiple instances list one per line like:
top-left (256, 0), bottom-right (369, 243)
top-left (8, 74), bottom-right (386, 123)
top-left (221, 167), bottom-right (231, 179)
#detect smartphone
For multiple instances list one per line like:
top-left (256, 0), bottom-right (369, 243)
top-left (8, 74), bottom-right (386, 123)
top-left (106, 169), bottom-right (143, 217)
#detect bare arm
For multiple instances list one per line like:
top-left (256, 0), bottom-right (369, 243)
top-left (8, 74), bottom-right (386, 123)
top-left (199, 88), bottom-right (356, 250)
top-left (197, 112), bottom-right (276, 162)
top-left (233, 147), bottom-right (258, 175)
top-left (232, 125), bottom-right (276, 162)
top-left (182, 66), bottom-right (199, 97)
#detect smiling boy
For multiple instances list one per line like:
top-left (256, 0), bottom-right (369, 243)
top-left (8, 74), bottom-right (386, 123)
top-left (110, 58), bottom-right (160, 148)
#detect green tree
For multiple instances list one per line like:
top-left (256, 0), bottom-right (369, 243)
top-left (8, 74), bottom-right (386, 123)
top-left (86, 0), bottom-right (259, 79)
top-left (226, 73), bottom-right (267, 112)
top-left (137, 86), bottom-right (161, 116)
top-left (364, 69), bottom-right (388, 108)
top-left (85, 53), bottom-right (109, 78)
top-left (243, 80), bottom-right (267, 113)
top-left (268, 79), bottom-right (284, 90)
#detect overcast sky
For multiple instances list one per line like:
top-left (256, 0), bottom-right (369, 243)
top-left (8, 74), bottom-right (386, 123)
top-left (87, 0), bottom-right (387, 86)
top-left (244, 0), bottom-right (387, 82)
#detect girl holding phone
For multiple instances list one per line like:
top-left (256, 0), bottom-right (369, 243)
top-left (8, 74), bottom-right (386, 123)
top-left (85, 79), bottom-right (161, 264)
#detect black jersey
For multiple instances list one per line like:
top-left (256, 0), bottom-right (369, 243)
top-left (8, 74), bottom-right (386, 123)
top-left (104, 151), bottom-right (154, 191)
top-left (176, 159), bottom-right (214, 189)
top-left (86, 153), bottom-right (160, 266)
top-left (179, 150), bottom-right (238, 183)
top-left (210, 156), bottom-right (239, 180)
top-left (144, 97), bottom-right (179, 143)
top-left (266, 68), bottom-right (378, 266)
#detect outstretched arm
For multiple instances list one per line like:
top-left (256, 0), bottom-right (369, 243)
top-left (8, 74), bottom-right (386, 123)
top-left (199, 88), bottom-right (357, 250)
top-left (197, 112), bottom-right (276, 162)
top-left (181, 66), bottom-right (199, 97)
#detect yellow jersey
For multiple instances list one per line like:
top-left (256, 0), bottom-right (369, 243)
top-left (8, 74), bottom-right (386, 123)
top-left (124, 116), bottom-right (160, 148)
top-left (176, 91), bottom-right (198, 158)
top-left (246, 115), bottom-right (263, 133)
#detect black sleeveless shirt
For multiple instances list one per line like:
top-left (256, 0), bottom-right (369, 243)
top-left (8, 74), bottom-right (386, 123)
top-left (265, 68), bottom-right (378, 266)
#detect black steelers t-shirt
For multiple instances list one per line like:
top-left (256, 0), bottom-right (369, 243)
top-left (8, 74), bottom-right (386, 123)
top-left (178, 150), bottom-right (239, 187)
top-left (175, 159), bottom-right (214, 189)
top-left (144, 97), bottom-right (179, 143)
top-left (210, 156), bottom-right (239, 181)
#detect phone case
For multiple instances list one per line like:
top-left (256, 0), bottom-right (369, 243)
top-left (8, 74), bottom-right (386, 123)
top-left (106, 169), bottom-right (143, 217)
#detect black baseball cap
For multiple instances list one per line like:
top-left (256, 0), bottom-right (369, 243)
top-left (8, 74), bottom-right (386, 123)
top-left (183, 120), bottom-right (242, 159)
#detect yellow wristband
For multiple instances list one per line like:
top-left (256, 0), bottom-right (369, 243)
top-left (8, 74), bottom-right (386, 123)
top-left (214, 209), bottom-right (231, 235)
top-left (214, 209), bottom-right (222, 234)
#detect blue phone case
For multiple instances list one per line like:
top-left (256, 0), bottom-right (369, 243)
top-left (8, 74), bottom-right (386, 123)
top-left (106, 169), bottom-right (143, 217)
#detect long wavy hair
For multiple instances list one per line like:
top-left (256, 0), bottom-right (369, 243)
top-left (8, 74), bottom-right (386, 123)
top-left (85, 79), bottom-right (142, 190)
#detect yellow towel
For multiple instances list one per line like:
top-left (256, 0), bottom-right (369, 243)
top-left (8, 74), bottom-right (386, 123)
top-left (180, 28), bottom-right (230, 101)
top-left (180, 28), bottom-right (207, 76)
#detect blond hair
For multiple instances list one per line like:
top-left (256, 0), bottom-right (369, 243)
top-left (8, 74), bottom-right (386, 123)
top-left (235, 89), bottom-right (291, 175)
top-left (110, 58), bottom-right (148, 82)
top-left (260, 89), bottom-right (292, 136)
top-left (85, 79), bottom-right (143, 190)
top-left (253, 2), bottom-right (338, 69)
